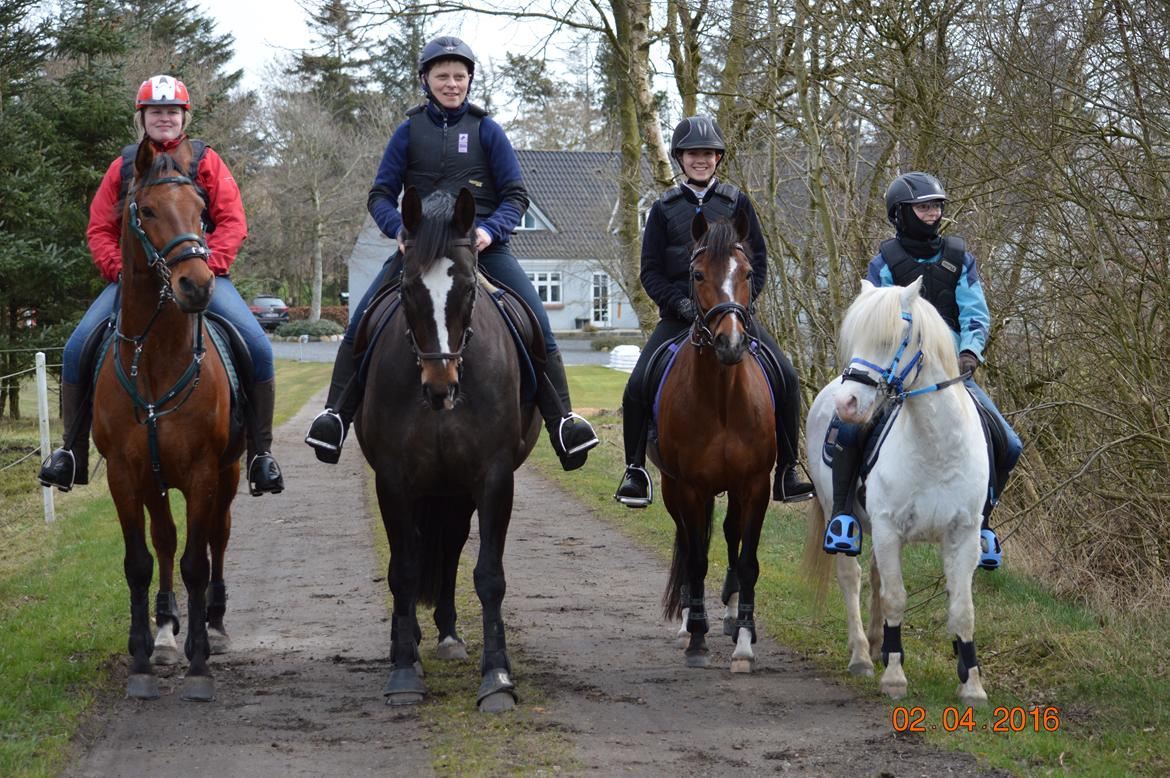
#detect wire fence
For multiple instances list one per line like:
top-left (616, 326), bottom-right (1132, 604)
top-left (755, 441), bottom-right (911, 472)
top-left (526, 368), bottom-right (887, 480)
top-left (0, 352), bottom-right (62, 524)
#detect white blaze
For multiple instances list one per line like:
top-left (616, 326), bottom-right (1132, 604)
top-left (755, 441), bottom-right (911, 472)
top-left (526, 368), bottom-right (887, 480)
top-left (421, 258), bottom-right (457, 362)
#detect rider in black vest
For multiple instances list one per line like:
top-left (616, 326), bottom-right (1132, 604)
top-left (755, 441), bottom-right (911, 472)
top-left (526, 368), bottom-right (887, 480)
top-left (613, 116), bottom-right (814, 507)
top-left (304, 35), bottom-right (599, 472)
top-left (821, 172), bottom-right (1023, 568)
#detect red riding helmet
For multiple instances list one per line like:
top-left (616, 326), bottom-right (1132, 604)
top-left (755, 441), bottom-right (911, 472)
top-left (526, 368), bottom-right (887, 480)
top-left (135, 75), bottom-right (191, 111)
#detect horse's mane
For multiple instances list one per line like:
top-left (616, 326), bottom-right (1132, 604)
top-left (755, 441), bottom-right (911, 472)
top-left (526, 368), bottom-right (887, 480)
top-left (838, 282), bottom-right (960, 377)
top-left (696, 219), bottom-right (740, 269)
top-left (407, 190), bottom-right (466, 275)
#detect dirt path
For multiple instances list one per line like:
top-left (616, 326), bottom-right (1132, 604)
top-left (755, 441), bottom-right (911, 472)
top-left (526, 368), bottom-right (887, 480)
top-left (66, 393), bottom-right (1001, 777)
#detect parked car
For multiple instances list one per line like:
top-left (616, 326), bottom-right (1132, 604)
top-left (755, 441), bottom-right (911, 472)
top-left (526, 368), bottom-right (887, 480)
top-left (249, 296), bottom-right (290, 331)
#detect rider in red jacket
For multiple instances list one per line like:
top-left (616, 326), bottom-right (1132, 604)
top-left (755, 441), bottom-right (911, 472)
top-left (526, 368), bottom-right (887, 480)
top-left (38, 75), bottom-right (283, 496)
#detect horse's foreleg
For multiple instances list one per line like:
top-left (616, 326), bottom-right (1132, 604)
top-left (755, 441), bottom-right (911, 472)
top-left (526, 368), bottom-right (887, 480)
top-left (113, 483), bottom-right (158, 699)
top-left (944, 523), bottom-right (988, 706)
top-left (681, 490), bottom-right (713, 668)
top-left (729, 482), bottom-right (768, 674)
top-left (836, 554), bottom-right (873, 677)
top-left (870, 526), bottom-right (908, 699)
top-left (866, 555), bottom-right (883, 664)
top-left (721, 506), bottom-right (741, 637)
top-left (145, 493), bottom-right (181, 667)
top-left (473, 464), bottom-right (517, 713)
top-left (206, 470), bottom-right (237, 655)
top-left (377, 477), bottom-right (426, 706)
top-left (178, 501), bottom-right (215, 702)
top-left (435, 497), bottom-right (472, 661)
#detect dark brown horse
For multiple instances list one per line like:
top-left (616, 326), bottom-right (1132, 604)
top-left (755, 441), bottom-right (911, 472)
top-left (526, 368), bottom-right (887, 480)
top-left (651, 212), bottom-right (777, 672)
top-left (355, 187), bottom-right (541, 712)
top-left (91, 138), bottom-right (241, 701)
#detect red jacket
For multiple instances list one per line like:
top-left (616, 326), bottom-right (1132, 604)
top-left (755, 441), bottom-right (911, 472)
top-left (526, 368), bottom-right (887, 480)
top-left (87, 136), bottom-right (247, 283)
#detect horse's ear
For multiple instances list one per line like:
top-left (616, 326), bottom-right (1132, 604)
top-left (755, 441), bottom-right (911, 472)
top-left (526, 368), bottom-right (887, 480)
top-left (453, 187), bottom-right (476, 234)
top-left (859, 279), bottom-right (876, 293)
top-left (900, 277), bottom-right (924, 308)
top-left (401, 187), bottom-right (422, 233)
top-left (134, 138), bottom-right (155, 181)
top-left (691, 212), bottom-right (708, 242)
top-left (734, 207), bottom-right (750, 242)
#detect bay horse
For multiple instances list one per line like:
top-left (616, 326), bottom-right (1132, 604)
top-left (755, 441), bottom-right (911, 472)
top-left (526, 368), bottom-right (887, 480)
top-left (355, 186), bottom-right (541, 712)
top-left (803, 278), bottom-right (989, 705)
top-left (91, 138), bottom-right (241, 702)
top-left (652, 212), bottom-right (776, 672)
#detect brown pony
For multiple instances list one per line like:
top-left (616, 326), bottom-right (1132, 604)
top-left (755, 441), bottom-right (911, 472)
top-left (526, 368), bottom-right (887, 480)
top-left (91, 138), bottom-right (241, 701)
top-left (651, 211), bottom-right (776, 672)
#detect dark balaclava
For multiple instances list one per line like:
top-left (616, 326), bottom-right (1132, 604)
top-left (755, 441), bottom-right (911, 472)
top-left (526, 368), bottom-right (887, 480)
top-left (897, 203), bottom-right (944, 257)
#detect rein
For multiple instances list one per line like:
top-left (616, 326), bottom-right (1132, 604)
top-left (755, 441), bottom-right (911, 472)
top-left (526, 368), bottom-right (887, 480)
top-left (115, 170), bottom-right (211, 496)
top-left (687, 240), bottom-right (756, 349)
top-left (402, 237), bottom-right (477, 370)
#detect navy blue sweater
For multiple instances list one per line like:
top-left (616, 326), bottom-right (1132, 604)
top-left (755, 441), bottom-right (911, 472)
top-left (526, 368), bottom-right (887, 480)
top-left (367, 100), bottom-right (527, 244)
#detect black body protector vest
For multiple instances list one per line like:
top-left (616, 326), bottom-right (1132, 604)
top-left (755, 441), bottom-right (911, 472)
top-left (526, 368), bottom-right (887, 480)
top-left (879, 235), bottom-right (967, 333)
top-left (404, 103), bottom-right (499, 220)
top-left (659, 181), bottom-right (741, 290)
top-left (118, 140), bottom-right (213, 231)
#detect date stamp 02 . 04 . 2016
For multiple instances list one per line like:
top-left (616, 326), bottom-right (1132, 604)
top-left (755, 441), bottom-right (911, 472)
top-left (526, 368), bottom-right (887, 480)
top-left (891, 706), bottom-right (1062, 734)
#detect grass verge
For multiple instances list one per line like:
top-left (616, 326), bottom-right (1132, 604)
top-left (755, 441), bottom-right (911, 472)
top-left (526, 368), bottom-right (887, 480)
top-left (521, 366), bottom-right (1170, 777)
top-left (0, 359), bottom-right (331, 777)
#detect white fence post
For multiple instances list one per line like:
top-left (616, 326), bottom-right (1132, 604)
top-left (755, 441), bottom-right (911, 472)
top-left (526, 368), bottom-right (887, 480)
top-left (35, 352), bottom-right (55, 523)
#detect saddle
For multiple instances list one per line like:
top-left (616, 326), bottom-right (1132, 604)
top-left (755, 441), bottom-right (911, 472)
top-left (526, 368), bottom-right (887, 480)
top-left (353, 270), bottom-right (545, 403)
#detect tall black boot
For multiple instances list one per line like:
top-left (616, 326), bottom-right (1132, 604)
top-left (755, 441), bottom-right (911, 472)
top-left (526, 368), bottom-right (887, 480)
top-left (37, 381), bottom-right (91, 491)
top-left (538, 351), bottom-right (599, 471)
top-left (774, 399), bottom-right (813, 503)
top-left (613, 392), bottom-right (652, 507)
top-left (305, 339), bottom-right (357, 464)
top-left (823, 421), bottom-right (863, 556)
top-left (246, 378), bottom-right (284, 496)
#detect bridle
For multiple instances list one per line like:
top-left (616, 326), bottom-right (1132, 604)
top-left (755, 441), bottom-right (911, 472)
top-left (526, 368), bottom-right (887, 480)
top-left (687, 239), bottom-right (755, 349)
top-left (402, 236), bottom-right (477, 371)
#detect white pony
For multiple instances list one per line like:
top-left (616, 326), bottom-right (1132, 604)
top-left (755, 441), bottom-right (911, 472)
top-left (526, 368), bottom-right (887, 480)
top-left (803, 278), bottom-right (989, 705)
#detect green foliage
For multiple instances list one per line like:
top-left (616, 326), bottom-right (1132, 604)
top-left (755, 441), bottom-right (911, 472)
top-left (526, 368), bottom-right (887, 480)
top-left (275, 318), bottom-right (344, 338)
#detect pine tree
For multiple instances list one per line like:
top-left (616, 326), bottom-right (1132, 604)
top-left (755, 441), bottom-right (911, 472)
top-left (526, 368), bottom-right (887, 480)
top-left (289, 0), bottom-right (370, 122)
top-left (367, 10), bottom-right (429, 113)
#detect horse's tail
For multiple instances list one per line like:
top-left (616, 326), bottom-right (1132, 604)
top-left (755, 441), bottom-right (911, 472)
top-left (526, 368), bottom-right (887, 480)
top-left (802, 497), bottom-right (834, 609)
top-left (661, 496), bottom-right (714, 621)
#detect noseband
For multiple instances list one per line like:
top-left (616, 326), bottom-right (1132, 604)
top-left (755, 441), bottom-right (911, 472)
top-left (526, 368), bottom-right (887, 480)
top-left (688, 240), bottom-right (754, 348)
top-left (402, 237), bottom-right (477, 370)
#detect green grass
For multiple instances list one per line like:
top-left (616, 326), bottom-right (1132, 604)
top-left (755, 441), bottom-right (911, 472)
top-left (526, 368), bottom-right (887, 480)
top-left (0, 359), bottom-right (331, 777)
top-left (528, 366), bottom-right (1170, 777)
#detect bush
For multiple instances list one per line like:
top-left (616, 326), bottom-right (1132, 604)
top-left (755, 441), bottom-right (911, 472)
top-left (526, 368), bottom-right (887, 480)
top-left (287, 306), bottom-right (349, 327)
top-left (275, 319), bottom-right (344, 338)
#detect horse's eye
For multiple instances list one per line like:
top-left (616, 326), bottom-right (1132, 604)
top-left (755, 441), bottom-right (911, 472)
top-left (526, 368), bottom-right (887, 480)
top-left (140, 206), bottom-right (156, 219)
top-left (692, 270), bottom-right (704, 282)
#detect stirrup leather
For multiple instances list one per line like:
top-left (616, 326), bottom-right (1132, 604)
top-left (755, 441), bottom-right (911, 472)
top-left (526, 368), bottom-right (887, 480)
top-left (305, 409), bottom-right (344, 451)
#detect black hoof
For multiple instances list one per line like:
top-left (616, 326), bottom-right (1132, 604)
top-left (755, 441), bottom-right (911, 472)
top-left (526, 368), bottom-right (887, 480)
top-left (180, 674), bottom-right (215, 702)
top-left (685, 649), bottom-right (711, 668)
top-left (383, 665), bottom-right (426, 706)
top-left (436, 636), bottom-right (468, 660)
top-left (476, 668), bottom-right (517, 713)
top-left (127, 673), bottom-right (160, 700)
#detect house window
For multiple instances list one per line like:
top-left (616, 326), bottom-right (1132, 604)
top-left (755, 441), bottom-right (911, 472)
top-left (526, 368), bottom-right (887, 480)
top-left (526, 271), bottom-right (561, 304)
top-left (592, 273), bottom-right (611, 325)
top-left (515, 211), bottom-right (542, 231)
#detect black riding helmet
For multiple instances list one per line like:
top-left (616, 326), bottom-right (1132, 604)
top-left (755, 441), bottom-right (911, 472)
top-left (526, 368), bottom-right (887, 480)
top-left (885, 171), bottom-right (947, 239)
top-left (418, 35), bottom-right (477, 101)
top-left (670, 116), bottom-right (726, 160)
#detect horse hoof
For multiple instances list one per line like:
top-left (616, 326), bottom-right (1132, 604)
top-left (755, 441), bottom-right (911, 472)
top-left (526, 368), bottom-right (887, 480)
top-left (478, 691), bottom-right (517, 714)
top-left (208, 628), bottom-right (231, 655)
top-left (126, 674), bottom-right (160, 700)
top-left (383, 666), bottom-right (426, 703)
top-left (848, 660), bottom-right (875, 677)
top-left (436, 636), bottom-right (468, 661)
top-left (151, 644), bottom-right (181, 666)
top-left (685, 651), bottom-right (710, 669)
top-left (730, 658), bottom-right (754, 674)
top-left (180, 674), bottom-right (215, 702)
top-left (385, 691), bottom-right (425, 707)
top-left (722, 616), bottom-right (736, 638)
top-left (881, 682), bottom-right (907, 700)
top-left (958, 688), bottom-right (990, 708)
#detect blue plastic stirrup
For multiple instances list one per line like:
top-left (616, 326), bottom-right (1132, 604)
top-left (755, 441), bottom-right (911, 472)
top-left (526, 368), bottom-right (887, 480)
top-left (823, 514), bottom-right (862, 556)
top-left (979, 528), bottom-right (1003, 571)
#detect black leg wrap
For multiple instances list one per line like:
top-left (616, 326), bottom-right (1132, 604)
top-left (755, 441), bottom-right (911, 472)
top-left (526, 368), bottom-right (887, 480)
top-left (881, 621), bottom-right (903, 668)
top-left (720, 567), bottom-right (739, 605)
top-left (155, 591), bottom-right (180, 634)
top-left (687, 597), bottom-right (708, 634)
top-left (479, 620), bottom-right (513, 675)
top-left (390, 614), bottom-right (420, 669)
top-left (206, 580), bottom-right (227, 622)
top-left (953, 637), bottom-right (979, 684)
top-left (736, 602), bottom-right (756, 643)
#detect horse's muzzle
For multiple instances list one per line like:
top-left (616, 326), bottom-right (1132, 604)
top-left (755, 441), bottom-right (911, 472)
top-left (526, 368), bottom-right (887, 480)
top-left (714, 332), bottom-right (747, 366)
top-left (175, 276), bottom-right (213, 313)
top-left (423, 381), bottom-right (459, 411)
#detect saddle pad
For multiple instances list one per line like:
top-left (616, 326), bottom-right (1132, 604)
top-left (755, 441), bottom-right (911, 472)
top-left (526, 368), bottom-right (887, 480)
top-left (648, 334), bottom-right (778, 428)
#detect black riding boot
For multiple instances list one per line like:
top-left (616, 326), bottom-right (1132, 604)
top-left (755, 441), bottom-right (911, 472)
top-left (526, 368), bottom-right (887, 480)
top-left (246, 378), bottom-right (284, 496)
top-left (37, 381), bottom-right (91, 491)
top-left (771, 352), bottom-right (813, 502)
top-left (613, 388), bottom-right (652, 507)
top-left (538, 351), bottom-right (599, 471)
top-left (305, 339), bottom-right (357, 464)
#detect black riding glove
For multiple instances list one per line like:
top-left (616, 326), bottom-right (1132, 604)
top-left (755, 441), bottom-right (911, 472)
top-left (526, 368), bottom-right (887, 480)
top-left (673, 297), bottom-right (698, 323)
top-left (959, 350), bottom-right (980, 377)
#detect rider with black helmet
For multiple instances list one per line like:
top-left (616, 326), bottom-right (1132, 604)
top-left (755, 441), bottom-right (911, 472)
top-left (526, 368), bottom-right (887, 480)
top-left (305, 35), bottom-right (599, 472)
top-left (613, 115), bottom-right (814, 507)
top-left (821, 171), bottom-right (1023, 569)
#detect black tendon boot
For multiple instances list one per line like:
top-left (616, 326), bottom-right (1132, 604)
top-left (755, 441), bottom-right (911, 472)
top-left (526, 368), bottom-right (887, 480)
top-left (305, 339), bottom-right (357, 463)
top-left (37, 381), bottom-right (91, 491)
top-left (246, 378), bottom-right (284, 496)
top-left (539, 351), bottom-right (599, 471)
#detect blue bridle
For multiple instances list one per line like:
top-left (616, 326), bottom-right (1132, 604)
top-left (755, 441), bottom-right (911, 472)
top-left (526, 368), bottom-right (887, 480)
top-left (841, 309), bottom-right (969, 404)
